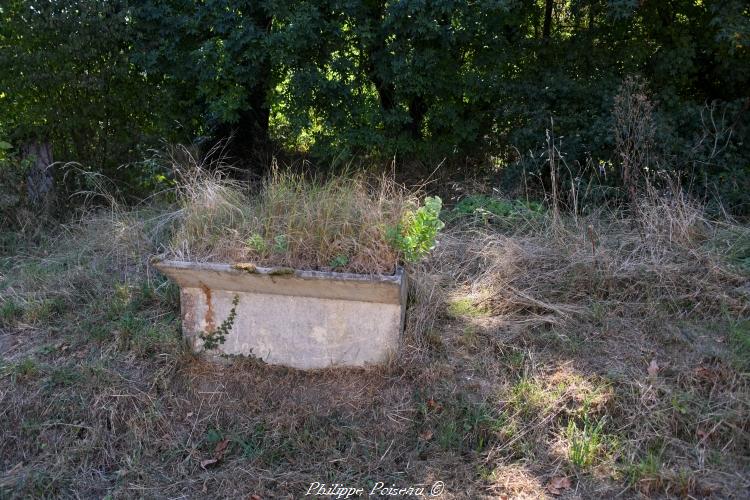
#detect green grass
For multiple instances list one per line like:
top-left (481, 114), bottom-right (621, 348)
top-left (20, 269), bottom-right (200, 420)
top-left (416, 396), bottom-right (506, 453)
top-left (3, 357), bottom-right (42, 382)
top-left (626, 448), bottom-right (663, 487)
top-left (44, 365), bottom-right (82, 390)
top-left (0, 298), bottom-right (23, 326)
top-left (728, 319), bottom-right (750, 371)
top-left (23, 297), bottom-right (65, 324)
top-left (509, 378), bottom-right (565, 417)
top-left (566, 416), bottom-right (607, 469)
top-left (713, 227), bottom-right (750, 273)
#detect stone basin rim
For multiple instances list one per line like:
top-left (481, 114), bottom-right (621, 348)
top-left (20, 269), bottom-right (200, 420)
top-left (153, 258), bottom-right (404, 283)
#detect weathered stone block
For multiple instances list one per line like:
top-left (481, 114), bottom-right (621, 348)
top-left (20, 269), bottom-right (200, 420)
top-left (153, 260), bottom-right (407, 369)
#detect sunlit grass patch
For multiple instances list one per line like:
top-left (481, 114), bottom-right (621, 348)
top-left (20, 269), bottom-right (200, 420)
top-left (446, 293), bottom-right (491, 319)
top-left (507, 369), bottom-right (613, 420)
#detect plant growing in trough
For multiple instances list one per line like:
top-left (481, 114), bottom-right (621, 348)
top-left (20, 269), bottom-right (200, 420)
top-left (387, 196), bottom-right (445, 263)
top-left (199, 294), bottom-right (239, 350)
top-left (162, 150), bottom-right (444, 274)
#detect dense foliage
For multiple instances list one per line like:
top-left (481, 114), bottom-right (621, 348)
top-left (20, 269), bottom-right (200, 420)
top-left (1, 1), bottom-right (749, 211)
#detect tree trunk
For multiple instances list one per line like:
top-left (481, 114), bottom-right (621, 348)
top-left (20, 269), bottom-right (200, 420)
top-left (20, 141), bottom-right (55, 209)
top-left (543, 0), bottom-right (554, 38)
top-left (217, 10), bottom-right (273, 164)
top-left (361, 1), bottom-right (398, 126)
top-left (407, 96), bottom-right (427, 140)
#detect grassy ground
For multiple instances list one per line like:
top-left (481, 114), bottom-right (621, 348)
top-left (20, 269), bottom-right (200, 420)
top-left (1, 191), bottom-right (749, 499)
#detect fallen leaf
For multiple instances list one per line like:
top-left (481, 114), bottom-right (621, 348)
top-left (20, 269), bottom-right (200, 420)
top-left (546, 476), bottom-right (572, 496)
top-left (186, 412), bottom-right (194, 418)
top-left (213, 439), bottom-right (229, 460)
top-left (419, 429), bottom-right (434, 441)
top-left (200, 458), bottom-right (218, 469)
top-left (426, 398), bottom-right (443, 412)
top-left (648, 358), bottom-right (660, 377)
top-left (249, 495), bottom-right (262, 500)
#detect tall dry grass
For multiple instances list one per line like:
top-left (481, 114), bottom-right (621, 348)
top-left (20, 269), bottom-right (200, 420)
top-left (403, 181), bottom-right (749, 345)
top-left (162, 147), bottom-right (415, 274)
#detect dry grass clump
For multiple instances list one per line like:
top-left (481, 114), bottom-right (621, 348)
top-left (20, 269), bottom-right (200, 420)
top-left (404, 185), bottom-right (747, 339)
top-left (163, 148), bottom-right (415, 274)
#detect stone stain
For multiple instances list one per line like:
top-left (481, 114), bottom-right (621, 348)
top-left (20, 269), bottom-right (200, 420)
top-left (200, 284), bottom-right (215, 332)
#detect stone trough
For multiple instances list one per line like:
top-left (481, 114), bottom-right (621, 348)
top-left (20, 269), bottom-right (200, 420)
top-left (153, 260), bottom-right (407, 369)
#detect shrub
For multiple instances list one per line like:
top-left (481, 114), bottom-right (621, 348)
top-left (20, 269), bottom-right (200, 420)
top-left (0, 145), bottom-right (33, 232)
top-left (450, 195), bottom-right (543, 221)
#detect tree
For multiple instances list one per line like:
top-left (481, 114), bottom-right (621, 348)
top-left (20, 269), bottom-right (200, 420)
top-left (131, 0), bottom-right (274, 159)
top-left (0, 0), bottom-right (165, 175)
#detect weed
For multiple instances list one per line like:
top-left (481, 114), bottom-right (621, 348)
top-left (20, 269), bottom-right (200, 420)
top-left (510, 378), bottom-right (563, 417)
top-left (503, 349), bottom-right (526, 372)
top-left (236, 423), bottom-right (267, 459)
top-left (136, 323), bottom-right (179, 357)
top-left (626, 448), bottom-right (664, 493)
top-left (44, 365), bottom-right (81, 390)
top-left (35, 344), bottom-right (57, 356)
top-left (272, 234), bottom-right (289, 253)
top-left (246, 233), bottom-right (268, 254)
top-left (450, 195), bottom-right (543, 222)
top-left (328, 254), bottom-right (349, 269)
top-left (421, 397), bottom-right (504, 453)
top-left (23, 297), bottom-right (64, 324)
top-left (199, 294), bottom-right (239, 350)
top-left (460, 325), bottom-right (479, 348)
top-left (387, 196), bottom-right (445, 263)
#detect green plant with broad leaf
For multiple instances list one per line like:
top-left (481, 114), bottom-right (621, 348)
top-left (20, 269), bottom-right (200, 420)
top-left (388, 196), bottom-right (445, 263)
